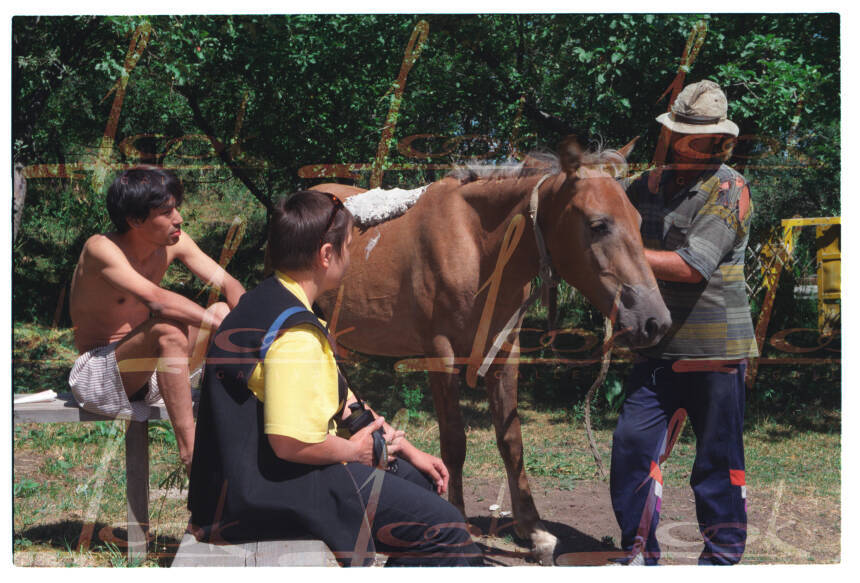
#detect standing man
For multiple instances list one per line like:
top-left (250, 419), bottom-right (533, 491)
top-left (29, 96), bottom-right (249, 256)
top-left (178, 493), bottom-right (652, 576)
top-left (69, 166), bottom-right (245, 470)
top-left (611, 80), bottom-right (758, 565)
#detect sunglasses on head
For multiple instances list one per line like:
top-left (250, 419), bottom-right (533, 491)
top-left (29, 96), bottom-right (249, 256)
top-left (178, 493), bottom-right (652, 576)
top-left (320, 192), bottom-right (345, 245)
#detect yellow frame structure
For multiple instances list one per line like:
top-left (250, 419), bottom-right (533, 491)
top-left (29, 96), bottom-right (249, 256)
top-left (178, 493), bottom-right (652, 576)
top-left (777, 217), bottom-right (841, 334)
top-left (747, 216), bottom-right (840, 388)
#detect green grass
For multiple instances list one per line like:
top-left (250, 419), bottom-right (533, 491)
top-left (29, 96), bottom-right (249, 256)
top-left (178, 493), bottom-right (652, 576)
top-left (14, 419), bottom-right (188, 567)
top-left (13, 367), bottom-right (840, 566)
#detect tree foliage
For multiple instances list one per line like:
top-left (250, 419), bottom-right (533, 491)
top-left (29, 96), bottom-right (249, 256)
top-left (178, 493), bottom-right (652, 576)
top-left (12, 14), bottom-right (840, 323)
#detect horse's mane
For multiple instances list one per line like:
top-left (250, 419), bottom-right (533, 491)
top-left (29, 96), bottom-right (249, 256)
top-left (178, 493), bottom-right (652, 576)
top-left (447, 144), bottom-right (628, 183)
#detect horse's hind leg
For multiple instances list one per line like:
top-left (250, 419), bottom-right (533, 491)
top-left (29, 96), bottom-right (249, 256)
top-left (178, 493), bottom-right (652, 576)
top-left (485, 341), bottom-right (558, 565)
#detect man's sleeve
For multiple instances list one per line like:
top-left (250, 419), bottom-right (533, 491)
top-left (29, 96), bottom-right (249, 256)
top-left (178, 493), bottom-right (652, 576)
top-left (675, 179), bottom-right (746, 281)
top-left (262, 324), bottom-right (340, 443)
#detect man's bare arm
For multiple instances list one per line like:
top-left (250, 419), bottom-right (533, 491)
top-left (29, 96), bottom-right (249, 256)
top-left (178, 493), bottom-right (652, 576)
top-left (86, 235), bottom-right (221, 329)
top-left (644, 249), bottom-right (703, 284)
top-left (268, 417), bottom-right (386, 467)
top-left (171, 232), bottom-right (245, 308)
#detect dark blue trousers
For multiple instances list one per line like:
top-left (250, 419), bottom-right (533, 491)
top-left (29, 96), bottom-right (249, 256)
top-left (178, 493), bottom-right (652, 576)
top-left (610, 359), bottom-right (747, 565)
top-left (338, 459), bottom-right (485, 566)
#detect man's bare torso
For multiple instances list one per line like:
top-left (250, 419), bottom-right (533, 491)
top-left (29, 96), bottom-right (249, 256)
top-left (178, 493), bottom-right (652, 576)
top-left (70, 233), bottom-right (173, 353)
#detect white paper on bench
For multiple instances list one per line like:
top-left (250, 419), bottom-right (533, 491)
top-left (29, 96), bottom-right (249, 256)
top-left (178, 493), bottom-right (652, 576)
top-left (13, 390), bottom-right (58, 405)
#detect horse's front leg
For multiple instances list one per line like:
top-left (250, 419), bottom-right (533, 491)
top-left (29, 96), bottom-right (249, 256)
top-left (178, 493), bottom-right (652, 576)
top-left (485, 335), bottom-right (558, 565)
top-left (427, 335), bottom-right (467, 517)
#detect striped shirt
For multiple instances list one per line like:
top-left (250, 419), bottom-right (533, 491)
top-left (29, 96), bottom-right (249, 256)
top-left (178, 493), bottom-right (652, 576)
top-left (622, 164), bottom-right (758, 360)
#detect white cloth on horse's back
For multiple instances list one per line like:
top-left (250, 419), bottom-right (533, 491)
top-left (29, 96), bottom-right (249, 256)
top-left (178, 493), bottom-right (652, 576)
top-left (344, 186), bottom-right (428, 228)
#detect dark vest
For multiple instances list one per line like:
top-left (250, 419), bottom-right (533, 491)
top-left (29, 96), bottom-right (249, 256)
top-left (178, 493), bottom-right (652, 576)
top-left (188, 276), bottom-right (351, 543)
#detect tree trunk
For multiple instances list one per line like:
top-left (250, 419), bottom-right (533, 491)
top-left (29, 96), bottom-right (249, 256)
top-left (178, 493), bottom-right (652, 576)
top-left (178, 85), bottom-right (273, 214)
top-left (13, 163), bottom-right (27, 242)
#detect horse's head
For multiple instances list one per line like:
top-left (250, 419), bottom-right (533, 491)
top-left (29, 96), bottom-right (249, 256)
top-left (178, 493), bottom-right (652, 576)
top-left (544, 137), bottom-right (671, 348)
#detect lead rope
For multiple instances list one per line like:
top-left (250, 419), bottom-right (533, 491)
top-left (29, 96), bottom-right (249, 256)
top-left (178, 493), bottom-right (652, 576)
top-left (477, 174), bottom-right (558, 378)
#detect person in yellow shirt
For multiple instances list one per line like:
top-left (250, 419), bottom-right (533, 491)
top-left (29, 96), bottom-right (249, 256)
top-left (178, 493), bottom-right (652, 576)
top-left (189, 190), bottom-right (483, 566)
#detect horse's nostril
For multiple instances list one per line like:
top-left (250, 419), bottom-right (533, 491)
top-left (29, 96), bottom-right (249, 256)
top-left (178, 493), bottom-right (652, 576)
top-left (646, 317), bottom-right (660, 338)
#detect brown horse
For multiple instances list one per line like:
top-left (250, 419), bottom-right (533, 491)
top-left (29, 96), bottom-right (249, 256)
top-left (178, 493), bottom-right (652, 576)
top-left (313, 139), bottom-right (670, 563)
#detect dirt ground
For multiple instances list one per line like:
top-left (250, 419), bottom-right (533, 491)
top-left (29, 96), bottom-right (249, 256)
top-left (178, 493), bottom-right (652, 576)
top-left (461, 477), bottom-right (840, 566)
top-left (13, 454), bottom-right (839, 567)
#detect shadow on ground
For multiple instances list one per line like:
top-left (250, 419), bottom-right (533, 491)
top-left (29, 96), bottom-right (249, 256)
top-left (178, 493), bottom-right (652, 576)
top-left (466, 515), bottom-right (622, 566)
top-left (18, 519), bottom-right (184, 566)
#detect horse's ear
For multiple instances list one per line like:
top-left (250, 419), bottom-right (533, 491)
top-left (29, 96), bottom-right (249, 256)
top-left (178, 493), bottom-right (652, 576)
top-left (558, 135), bottom-right (583, 175)
top-left (617, 136), bottom-right (640, 160)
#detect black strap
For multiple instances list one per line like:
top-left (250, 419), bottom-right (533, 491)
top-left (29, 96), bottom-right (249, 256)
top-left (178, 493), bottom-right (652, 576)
top-left (259, 305), bottom-right (350, 416)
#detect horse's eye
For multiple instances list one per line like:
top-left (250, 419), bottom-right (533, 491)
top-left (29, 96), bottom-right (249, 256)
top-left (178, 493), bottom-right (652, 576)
top-left (590, 220), bottom-right (609, 235)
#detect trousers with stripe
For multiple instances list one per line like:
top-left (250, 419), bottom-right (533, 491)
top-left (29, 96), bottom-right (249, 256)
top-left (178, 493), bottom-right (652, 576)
top-left (609, 359), bottom-right (747, 565)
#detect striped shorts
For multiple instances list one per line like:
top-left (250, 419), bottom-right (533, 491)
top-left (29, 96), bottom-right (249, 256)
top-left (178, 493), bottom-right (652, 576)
top-left (68, 342), bottom-right (163, 422)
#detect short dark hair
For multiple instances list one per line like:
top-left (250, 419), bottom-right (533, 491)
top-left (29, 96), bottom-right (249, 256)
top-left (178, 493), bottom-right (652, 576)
top-left (267, 190), bottom-right (354, 272)
top-left (106, 166), bottom-right (184, 233)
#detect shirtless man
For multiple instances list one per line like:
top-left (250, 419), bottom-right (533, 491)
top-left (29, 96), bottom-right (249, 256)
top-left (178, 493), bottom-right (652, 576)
top-left (69, 166), bottom-right (245, 469)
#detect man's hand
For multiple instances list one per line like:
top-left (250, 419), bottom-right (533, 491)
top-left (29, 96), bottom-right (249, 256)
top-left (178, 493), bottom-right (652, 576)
top-left (199, 302), bottom-right (228, 332)
top-left (407, 449), bottom-right (450, 494)
top-left (383, 428), bottom-right (407, 463)
top-left (348, 416), bottom-right (386, 467)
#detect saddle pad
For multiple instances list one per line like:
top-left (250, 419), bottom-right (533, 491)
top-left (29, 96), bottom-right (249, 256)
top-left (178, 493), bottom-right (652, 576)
top-left (344, 186), bottom-right (427, 228)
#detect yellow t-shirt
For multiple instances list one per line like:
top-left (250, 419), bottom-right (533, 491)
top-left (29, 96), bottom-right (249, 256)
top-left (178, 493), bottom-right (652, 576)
top-left (247, 272), bottom-right (351, 443)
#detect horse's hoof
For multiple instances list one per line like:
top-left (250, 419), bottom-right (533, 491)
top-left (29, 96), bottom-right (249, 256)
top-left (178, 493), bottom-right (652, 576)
top-left (530, 529), bottom-right (558, 566)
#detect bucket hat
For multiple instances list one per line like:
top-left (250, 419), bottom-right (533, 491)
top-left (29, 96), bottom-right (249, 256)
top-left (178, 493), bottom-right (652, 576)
top-left (656, 80), bottom-right (739, 137)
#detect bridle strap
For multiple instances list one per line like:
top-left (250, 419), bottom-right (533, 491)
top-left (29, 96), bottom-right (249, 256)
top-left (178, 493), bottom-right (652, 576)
top-left (529, 173), bottom-right (558, 290)
top-left (478, 174), bottom-right (558, 378)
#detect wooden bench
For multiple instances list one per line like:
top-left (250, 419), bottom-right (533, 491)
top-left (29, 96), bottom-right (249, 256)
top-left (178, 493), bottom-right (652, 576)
top-left (172, 534), bottom-right (338, 567)
top-left (14, 391), bottom-right (338, 567)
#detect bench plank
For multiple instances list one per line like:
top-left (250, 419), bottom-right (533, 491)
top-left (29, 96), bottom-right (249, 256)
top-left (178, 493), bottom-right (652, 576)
top-left (171, 531), bottom-right (338, 567)
top-left (254, 539), bottom-right (338, 567)
top-left (171, 532), bottom-right (251, 567)
top-left (13, 392), bottom-right (173, 424)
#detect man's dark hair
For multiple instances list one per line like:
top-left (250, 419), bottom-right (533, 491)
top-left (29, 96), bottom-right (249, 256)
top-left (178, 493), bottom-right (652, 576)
top-left (106, 166), bottom-right (184, 233)
top-left (267, 190), bottom-right (354, 272)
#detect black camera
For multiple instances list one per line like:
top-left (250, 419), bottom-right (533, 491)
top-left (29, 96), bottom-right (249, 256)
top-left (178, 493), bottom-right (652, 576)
top-left (342, 401), bottom-right (387, 469)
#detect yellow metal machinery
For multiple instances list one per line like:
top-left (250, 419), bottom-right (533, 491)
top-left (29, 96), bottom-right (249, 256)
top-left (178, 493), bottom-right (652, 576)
top-left (746, 216), bottom-right (840, 389)
top-left (765, 217), bottom-right (841, 334)
top-left (813, 220), bottom-right (842, 335)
